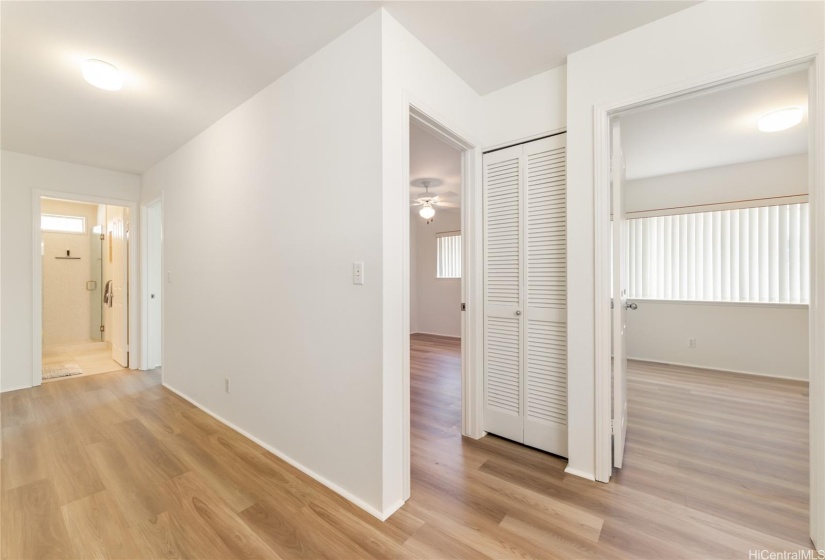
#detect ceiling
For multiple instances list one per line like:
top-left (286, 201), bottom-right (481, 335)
top-left (622, 68), bottom-right (809, 181)
top-left (1, 1), bottom-right (697, 175)
top-left (410, 120), bottom-right (461, 209)
top-left (385, 1), bottom-right (697, 95)
top-left (0, 2), bottom-right (378, 174)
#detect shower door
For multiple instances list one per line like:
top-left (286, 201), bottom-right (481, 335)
top-left (90, 228), bottom-right (104, 341)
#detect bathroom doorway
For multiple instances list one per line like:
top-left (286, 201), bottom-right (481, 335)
top-left (39, 197), bottom-right (131, 381)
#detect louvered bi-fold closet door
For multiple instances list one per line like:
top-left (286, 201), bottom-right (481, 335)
top-left (482, 144), bottom-right (525, 444)
top-left (523, 135), bottom-right (567, 457)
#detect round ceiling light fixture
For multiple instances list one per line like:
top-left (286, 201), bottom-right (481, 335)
top-left (82, 59), bottom-right (123, 91)
top-left (419, 203), bottom-right (436, 220)
top-left (757, 107), bottom-right (803, 132)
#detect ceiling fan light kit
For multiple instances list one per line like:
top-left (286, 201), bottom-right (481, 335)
top-left (411, 177), bottom-right (460, 223)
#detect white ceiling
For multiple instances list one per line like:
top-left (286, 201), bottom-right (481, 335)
top-left (622, 68), bottom-right (809, 180)
top-left (0, 2), bottom-right (378, 174)
top-left (409, 120), bottom-right (461, 208)
top-left (385, 1), bottom-right (697, 95)
top-left (1, 1), bottom-right (698, 175)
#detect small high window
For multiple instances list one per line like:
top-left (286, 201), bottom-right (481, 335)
top-left (41, 214), bottom-right (86, 234)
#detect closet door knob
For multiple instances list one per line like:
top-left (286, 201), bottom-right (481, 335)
top-left (515, 310), bottom-right (522, 316)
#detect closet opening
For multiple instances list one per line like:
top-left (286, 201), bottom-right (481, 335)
top-left (480, 132), bottom-right (569, 459)
top-left (34, 194), bottom-right (137, 385)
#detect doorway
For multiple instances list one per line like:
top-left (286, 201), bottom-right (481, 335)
top-left (607, 66), bottom-right (812, 546)
top-left (33, 192), bottom-right (139, 386)
top-left (39, 197), bottom-right (131, 381)
top-left (402, 105), bottom-right (481, 502)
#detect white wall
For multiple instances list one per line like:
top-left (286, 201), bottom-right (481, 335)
top-left (41, 199), bottom-right (100, 346)
top-left (411, 208), bottom-right (461, 338)
top-left (626, 301), bottom-right (808, 380)
top-left (1, 151), bottom-right (140, 392)
top-left (481, 65), bottom-right (566, 149)
top-left (380, 8), bottom-right (482, 515)
top-left (566, 1), bottom-right (824, 479)
top-left (141, 12), bottom-right (385, 516)
top-left (626, 154), bottom-right (808, 215)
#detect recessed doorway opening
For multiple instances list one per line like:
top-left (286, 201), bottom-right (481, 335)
top-left (33, 193), bottom-right (138, 385)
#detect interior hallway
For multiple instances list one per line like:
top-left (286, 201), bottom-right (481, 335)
top-left (0, 335), bottom-right (811, 559)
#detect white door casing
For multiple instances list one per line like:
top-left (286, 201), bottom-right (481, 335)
top-left (109, 206), bottom-right (129, 367)
top-left (611, 119), bottom-right (629, 469)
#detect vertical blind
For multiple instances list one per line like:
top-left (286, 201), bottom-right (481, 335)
top-left (436, 232), bottom-right (462, 278)
top-left (627, 203), bottom-right (809, 304)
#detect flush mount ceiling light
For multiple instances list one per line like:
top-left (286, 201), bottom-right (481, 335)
top-left (419, 203), bottom-right (436, 220)
top-left (81, 59), bottom-right (123, 91)
top-left (757, 107), bottom-right (803, 132)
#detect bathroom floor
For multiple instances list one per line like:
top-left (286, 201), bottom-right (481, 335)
top-left (42, 340), bottom-right (126, 382)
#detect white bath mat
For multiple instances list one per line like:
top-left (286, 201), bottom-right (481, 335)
top-left (42, 363), bottom-right (83, 380)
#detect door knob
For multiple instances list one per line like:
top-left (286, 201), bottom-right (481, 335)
top-left (625, 302), bottom-right (638, 310)
top-left (515, 310), bottom-right (522, 315)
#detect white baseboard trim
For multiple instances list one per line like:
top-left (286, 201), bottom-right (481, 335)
top-left (1, 383), bottom-right (36, 393)
top-left (564, 465), bottom-right (597, 481)
top-left (161, 382), bottom-right (390, 521)
top-left (382, 498), bottom-right (406, 521)
top-left (410, 331), bottom-right (461, 339)
top-left (627, 357), bottom-right (808, 382)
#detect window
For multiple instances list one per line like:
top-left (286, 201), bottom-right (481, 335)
top-left (41, 214), bottom-right (86, 234)
top-left (436, 231), bottom-right (461, 278)
top-left (627, 203), bottom-right (809, 304)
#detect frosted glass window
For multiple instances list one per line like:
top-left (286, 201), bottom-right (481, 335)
top-left (436, 232), bottom-right (462, 279)
top-left (41, 214), bottom-right (86, 234)
top-left (627, 203), bottom-right (809, 304)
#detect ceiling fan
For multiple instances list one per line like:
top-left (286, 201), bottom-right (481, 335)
top-left (410, 178), bottom-right (459, 222)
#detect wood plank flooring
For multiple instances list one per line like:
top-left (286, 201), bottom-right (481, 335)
top-left (1, 333), bottom-right (811, 559)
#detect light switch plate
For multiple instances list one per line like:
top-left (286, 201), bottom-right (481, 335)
top-left (353, 262), bottom-right (364, 285)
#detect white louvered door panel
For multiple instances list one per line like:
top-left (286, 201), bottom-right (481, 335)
top-left (482, 144), bottom-right (524, 443)
top-left (523, 135), bottom-right (568, 456)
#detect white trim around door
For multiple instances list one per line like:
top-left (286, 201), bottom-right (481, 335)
top-left (592, 44), bottom-right (825, 548)
top-left (32, 189), bottom-right (140, 386)
top-left (401, 94), bottom-right (484, 502)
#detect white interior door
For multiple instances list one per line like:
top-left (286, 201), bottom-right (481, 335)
top-left (109, 206), bottom-right (129, 367)
top-left (612, 119), bottom-right (629, 468)
top-left (483, 144), bottom-right (524, 443)
top-left (147, 202), bottom-right (162, 369)
top-left (523, 135), bottom-right (568, 456)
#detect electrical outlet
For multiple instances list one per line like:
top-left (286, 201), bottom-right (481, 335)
top-left (225, 377), bottom-right (231, 394)
top-left (688, 338), bottom-right (696, 348)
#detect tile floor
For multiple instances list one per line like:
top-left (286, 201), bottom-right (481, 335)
top-left (42, 340), bottom-right (126, 382)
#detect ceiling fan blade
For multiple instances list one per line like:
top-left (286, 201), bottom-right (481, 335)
top-left (438, 191), bottom-right (459, 200)
top-left (434, 201), bottom-right (460, 209)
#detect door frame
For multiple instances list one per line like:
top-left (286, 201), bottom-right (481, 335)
top-left (32, 189), bottom-right (140, 386)
top-left (140, 195), bottom-right (163, 372)
top-left (401, 95), bottom-right (484, 500)
top-left (592, 45), bottom-right (824, 546)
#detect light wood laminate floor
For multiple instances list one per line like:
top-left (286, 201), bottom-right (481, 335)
top-left (1, 333), bottom-right (811, 559)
